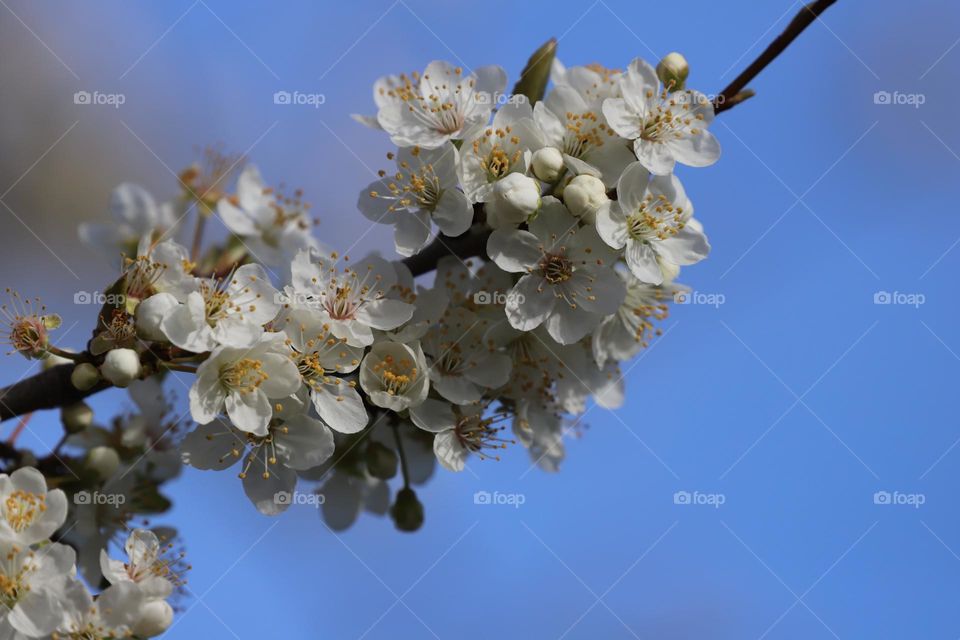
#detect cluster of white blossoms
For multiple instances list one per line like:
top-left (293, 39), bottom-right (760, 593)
top-left (0, 467), bottom-right (179, 639)
top-left (2, 50), bottom-right (717, 532)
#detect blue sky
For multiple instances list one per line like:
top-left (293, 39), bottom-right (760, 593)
top-left (1, 0), bottom-right (959, 638)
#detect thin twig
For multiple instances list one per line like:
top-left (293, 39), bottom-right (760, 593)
top-left (715, 0), bottom-right (838, 113)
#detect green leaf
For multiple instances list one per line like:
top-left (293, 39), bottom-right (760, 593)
top-left (512, 38), bottom-right (557, 105)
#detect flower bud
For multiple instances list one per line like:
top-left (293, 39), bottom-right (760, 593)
top-left (85, 445), bottom-right (120, 480)
top-left (70, 363), bottom-right (101, 391)
top-left (486, 173), bottom-right (541, 228)
top-left (390, 487), bottom-right (424, 532)
top-left (100, 348), bottom-right (140, 388)
top-left (531, 147), bottom-right (565, 183)
top-left (563, 174), bottom-right (608, 223)
top-left (135, 292), bottom-right (178, 342)
top-left (657, 52), bottom-right (689, 91)
top-left (133, 600), bottom-right (174, 638)
top-left (61, 402), bottom-right (93, 434)
top-left (365, 441), bottom-right (399, 480)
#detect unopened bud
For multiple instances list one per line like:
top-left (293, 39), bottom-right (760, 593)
top-left (61, 402), bottom-right (93, 434)
top-left (531, 147), bottom-right (565, 183)
top-left (657, 52), bottom-right (689, 91)
top-left (135, 292), bottom-right (178, 342)
top-left (85, 446), bottom-right (120, 480)
top-left (70, 363), bottom-right (101, 391)
top-left (563, 174), bottom-right (608, 223)
top-left (486, 173), bottom-right (541, 229)
top-left (100, 348), bottom-right (141, 388)
top-left (390, 487), bottom-right (424, 532)
top-left (133, 600), bottom-right (174, 638)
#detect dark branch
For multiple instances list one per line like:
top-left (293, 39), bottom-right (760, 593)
top-left (0, 365), bottom-right (109, 422)
top-left (0, 4), bottom-right (839, 423)
top-left (715, 0), bottom-right (838, 114)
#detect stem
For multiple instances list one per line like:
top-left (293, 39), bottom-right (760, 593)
top-left (190, 212), bottom-right (207, 264)
top-left (714, 0), bottom-right (838, 114)
top-left (7, 413), bottom-right (32, 444)
top-left (391, 422), bottom-right (411, 489)
top-left (46, 346), bottom-right (83, 362)
top-left (159, 362), bottom-right (198, 374)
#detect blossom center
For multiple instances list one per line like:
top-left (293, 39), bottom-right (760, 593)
top-left (539, 253), bottom-right (573, 284)
top-left (220, 358), bottom-right (268, 394)
top-left (374, 354), bottom-right (418, 395)
top-left (626, 194), bottom-right (685, 241)
top-left (4, 490), bottom-right (46, 532)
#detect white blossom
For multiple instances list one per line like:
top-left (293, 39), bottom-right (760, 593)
top-left (358, 144), bottom-right (472, 256)
top-left (217, 164), bottom-right (321, 267)
top-left (410, 399), bottom-right (512, 471)
top-left (602, 57), bottom-right (720, 175)
top-left (189, 332), bottom-right (301, 436)
top-left (369, 61), bottom-right (507, 148)
top-left (359, 340), bottom-right (429, 411)
top-left (596, 161), bottom-right (709, 284)
top-left (79, 183), bottom-right (177, 257)
top-left (160, 263), bottom-right (280, 352)
top-left (486, 197), bottom-right (625, 344)
top-left (287, 250), bottom-right (414, 347)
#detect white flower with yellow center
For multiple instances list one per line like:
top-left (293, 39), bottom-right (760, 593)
top-left (287, 250), bottom-right (414, 347)
top-left (533, 84), bottom-right (634, 187)
top-left (596, 161), bottom-right (709, 284)
top-left (551, 59), bottom-right (623, 107)
top-left (0, 541), bottom-right (75, 639)
top-left (181, 393), bottom-right (335, 516)
top-left (592, 269), bottom-right (685, 367)
top-left (188, 332), bottom-right (301, 436)
top-left (55, 579), bottom-right (145, 640)
top-left (160, 263), bottom-right (280, 352)
top-left (602, 57), bottom-right (720, 175)
top-left (282, 309), bottom-right (367, 433)
top-left (486, 197), bottom-right (625, 344)
top-left (358, 144), bottom-right (472, 257)
top-left (99, 529), bottom-right (175, 602)
top-left (359, 340), bottom-right (429, 412)
top-left (368, 61), bottom-right (506, 148)
top-left (409, 400), bottom-right (513, 472)
top-left (458, 102), bottom-right (544, 205)
top-left (217, 165), bottom-right (322, 267)
top-left (0, 467), bottom-right (67, 547)
top-left (421, 306), bottom-right (511, 404)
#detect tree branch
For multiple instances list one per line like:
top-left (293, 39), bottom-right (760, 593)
top-left (0, 365), bottom-right (109, 422)
top-left (714, 0), bottom-right (837, 114)
top-left (0, 2), bottom-right (839, 423)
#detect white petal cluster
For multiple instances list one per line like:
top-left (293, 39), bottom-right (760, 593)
top-left (0, 467), bottom-right (178, 639)
top-left (65, 51), bottom-right (719, 529)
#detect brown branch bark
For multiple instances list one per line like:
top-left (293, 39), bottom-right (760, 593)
top-left (714, 0), bottom-right (838, 113)
top-left (0, 0), bottom-right (838, 424)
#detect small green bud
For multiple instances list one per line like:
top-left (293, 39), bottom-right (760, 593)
top-left (61, 402), bottom-right (93, 434)
top-left (657, 52), bottom-right (689, 91)
top-left (390, 487), bottom-right (424, 532)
